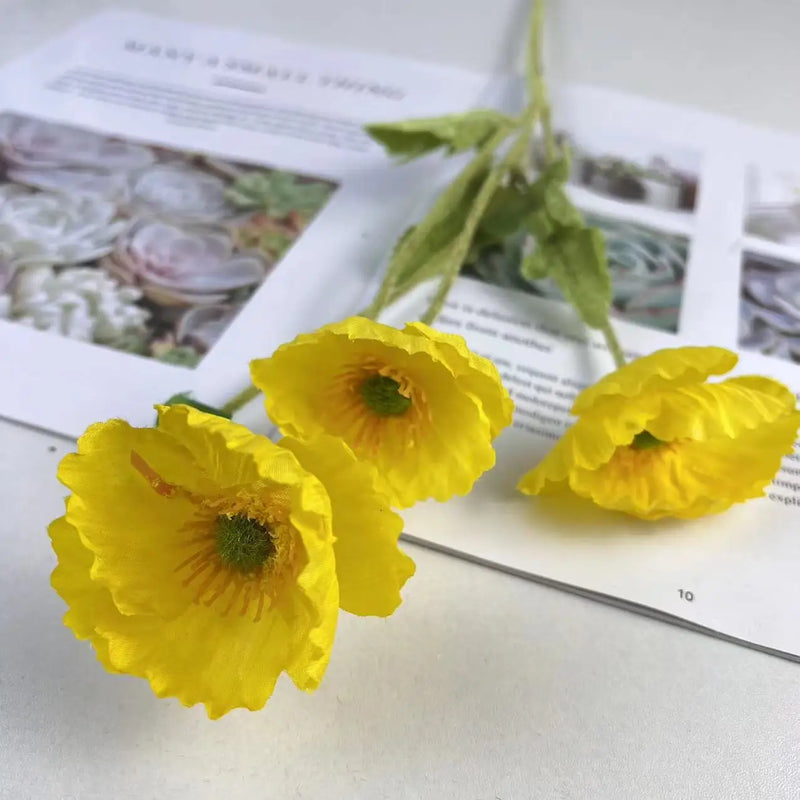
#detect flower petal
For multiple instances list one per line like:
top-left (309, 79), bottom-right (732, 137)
top-left (49, 513), bottom-right (122, 673)
top-left (93, 576), bottom-right (336, 719)
top-left (157, 405), bottom-right (339, 692)
top-left (49, 512), bottom-right (111, 640)
top-left (403, 321), bottom-right (514, 437)
top-left (517, 395), bottom-right (662, 494)
top-left (50, 408), bottom-right (343, 717)
top-left (646, 375), bottom-right (800, 442)
top-left (567, 410), bottom-right (800, 519)
top-left (54, 468), bottom-right (338, 718)
top-left (280, 435), bottom-right (415, 616)
top-left (571, 346), bottom-right (737, 415)
top-left (155, 403), bottom-right (307, 490)
top-left (57, 420), bottom-right (202, 618)
top-left (251, 317), bottom-right (498, 507)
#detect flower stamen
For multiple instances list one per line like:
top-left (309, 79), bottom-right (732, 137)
top-left (631, 430), bottom-right (665, 450)
top-left (215, 514), bottom-right (276, 572)
top-left (360, 374), bottom-right (412, 416)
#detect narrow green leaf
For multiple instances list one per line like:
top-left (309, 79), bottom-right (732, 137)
top-left (543, 184), bottom-right (583, 228)
top-left (475, 155), bottom-right (572, 249)
top-left (544, 227), bottom-right (611, 329)
top-left (383, 157), bottom-right (492, 291)
top-left (474, 185), bottom-right (535, 246)
top-left (541, 152), bottom-right (571, 184)
top-left (366, 109), bottom-right (516, 160)
top-left (525, 209), bottom-right (556, 241)
top-left (386, 234), bottom-right (467, 306)
top-left (520, 248), bottom-right (549, 280)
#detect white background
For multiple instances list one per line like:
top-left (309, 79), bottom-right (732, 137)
top-left (3, 1), bottom-right (800, 798)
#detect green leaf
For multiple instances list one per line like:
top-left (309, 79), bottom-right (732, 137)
top-left (541, 152), bottom-right (571, 184)
top-left (525, 209), bottom-right (556, 241)
top-left (386, 233), bottom-right (467, 306)
top-left (474, 155), bottom-right (572, 249)
top-left (543, 184), bottom-right (583, 228)
top-left (539, 227), bottom-right (611, 329)
top-left (386, 159), bottom-right (492, 291)
top-left (474, 185), bottom-right (535, 246)
top-left (520, 247), bottom-right (548, 280)
top-left (363, 130), bottom-right (508, 319)
top-left (365, 109), bottom-right (517, 160)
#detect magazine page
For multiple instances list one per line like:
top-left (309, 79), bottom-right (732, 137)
top-left (379, 84), bottom-right (800, 660)
top-left (0, 9), bottom-right (497, 435)
top-left (5, 12), bottom-right (800, 661)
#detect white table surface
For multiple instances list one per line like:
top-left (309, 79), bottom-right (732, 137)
top-left (2, 1), bottom-right (800, 798)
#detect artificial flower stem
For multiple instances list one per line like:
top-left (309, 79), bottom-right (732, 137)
top-left (600, 321), bottom-right (626, 368)
top-left (420, 117), bottom-right (538, 325)
top-left (528, 0), bottom-right (556, 162)
top-left (219, 384), bottom-right (262, 416)
top-left (363, 124), bottom-right (514, 322)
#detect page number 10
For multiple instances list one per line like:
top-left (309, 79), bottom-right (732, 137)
top-left (678, 589), bottom-right (694, 602)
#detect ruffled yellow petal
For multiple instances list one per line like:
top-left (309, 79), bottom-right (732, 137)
top-left (568, 410), bottom-right (800, 519)
top-left (49, 514), bottom-right (122, 673)
top-left (95, 571), bottom-right (336, 720)
top-left (58, 420), bottom-right (201, 618)
top-left (403, 321), bottom-right (514, 437)
top-left (645, 376), bottom-right (799, 443)
top-left (280, 435), bottom-right (415, 616)
top-left (571, 346), bottom-right (737, 415)
top-left (50, 409), bottom-right (341, 718)
top-left (517, 394), bottom-right (662, 494)
top-left (520, 340), bottom-right (800, 520)
top-left (283, 479), bottom-right (339, 693)
top-left (155, 404), bottom-right (310, 491)
top-left (88, 480), bottom-right (337, 717)
top-left (156, 405), bottom-right (339, 697)
top-left (49, 512), bottom-right (112, 641)
top-left (58, 494), bottom-right (337, 718)
top-left (250, 316), bottom-right (499, 507)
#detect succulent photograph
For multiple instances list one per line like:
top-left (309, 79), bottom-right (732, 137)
top-left (462, 213), bottom-right (689, 333)
top-left (544, 130), bottom-right (701, 213)
top-left (739, 250), bottom-right (800, 363)
top-left (0, 112), bottom-right (337, 366)
top-left (744, 165), bottom-right (800, 246)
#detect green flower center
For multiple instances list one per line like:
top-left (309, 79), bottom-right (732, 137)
top-left (215, 514), bottom-right (276, 572)
top-left (360, 374), bottom-right (411, 416)
top-left (631, 430), bottom-right (664, 450)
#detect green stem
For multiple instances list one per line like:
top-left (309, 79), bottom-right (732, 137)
top-left (364, 124), bottom-right (513, 322)
top-left (600, 321), bottom-right (626, 369)
top-left (528, 0), bottom-right (623, 370)
top-left (220, 384), bottom-right (261, 416)
top-left (421, 117), bottom-right (538, 325)
top-left (365, 0), bottom-right (555, 328)
top-left (528, 0), bottom-right (556, 162)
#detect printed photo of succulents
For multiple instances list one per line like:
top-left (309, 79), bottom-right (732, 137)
top-left (462, 213), bottom-right (689, 333)
top-left (739, 250), bottom-right (800, 363)
top-left (744, 166), bottom-right (800, 247)
top-left (0, 112), bottom-right (337, 367)
top-left (543, 131), bottom-right (700, 213)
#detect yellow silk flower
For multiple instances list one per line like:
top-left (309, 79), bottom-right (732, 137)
top-left (49, 404), bottom-right (413, 718)
top-left (518, 346), bottom-right (800, 520)
top-left (250, 316), bottom-right (514, 508)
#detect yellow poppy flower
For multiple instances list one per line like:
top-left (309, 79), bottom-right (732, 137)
top-left (49, 404), bottom-right (412, 718)
top-left (250, 316), bottom-right (514, 508)
top-left (518, 346), bottom-right (800, 520)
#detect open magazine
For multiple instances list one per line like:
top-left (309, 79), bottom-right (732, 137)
top-left (3, 10), bottom-right (800, 661)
